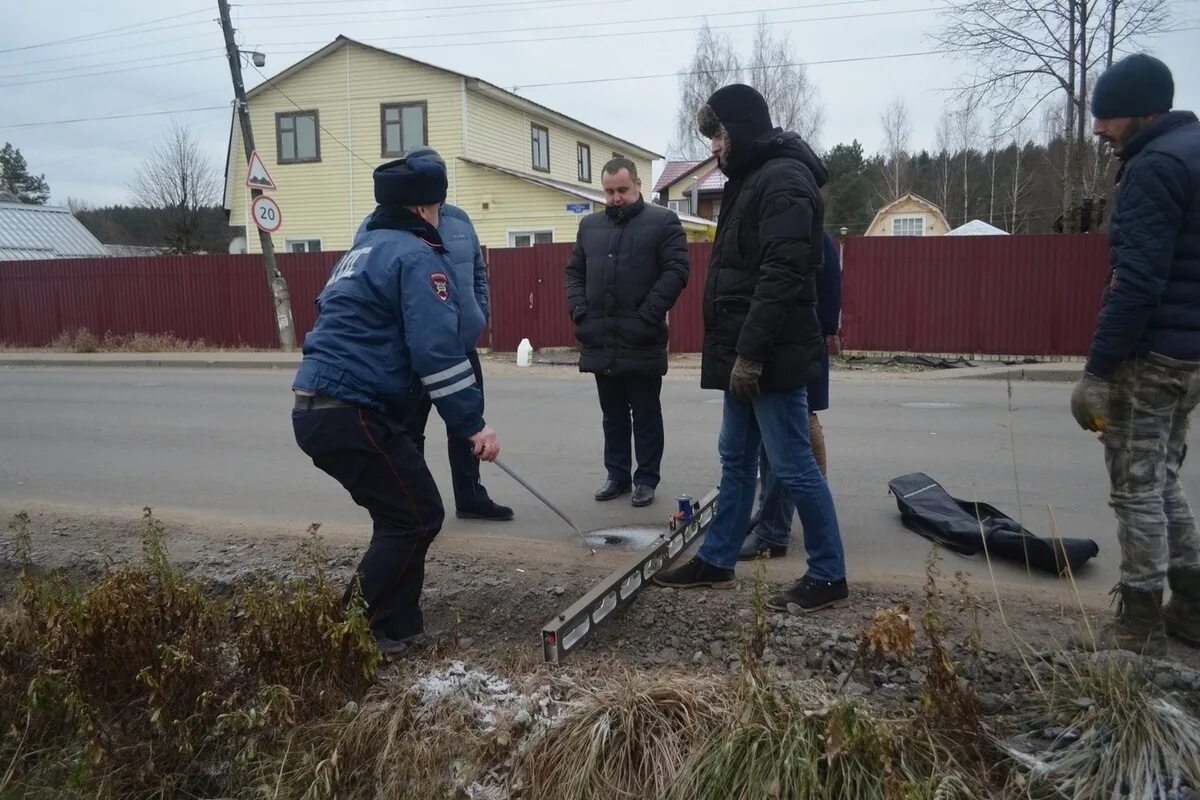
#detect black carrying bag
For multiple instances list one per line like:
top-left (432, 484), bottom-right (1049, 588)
top-left (887, 473), bottom-right (1099, 575)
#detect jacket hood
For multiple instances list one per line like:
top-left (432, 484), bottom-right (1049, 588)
top-left (738, 130), bottom-right (829, 187)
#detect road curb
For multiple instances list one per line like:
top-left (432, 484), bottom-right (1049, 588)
top-left (0, 356), bottom-right (300, 369)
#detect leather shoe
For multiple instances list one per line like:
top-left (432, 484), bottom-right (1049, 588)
top-left (456, 500), bottom-right (514, 521)
top-left (631, 485), bottom-right (655, 507)
top-left (595, 480), bottom-right (631, 501)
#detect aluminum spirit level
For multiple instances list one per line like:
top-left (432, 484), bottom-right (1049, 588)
top-left (540, 489), bottom-right (718, 664)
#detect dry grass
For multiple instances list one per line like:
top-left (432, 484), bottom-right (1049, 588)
top-left (0, 509), bottom-right (379, 799)
top-left (42, 327), bottom-right (248, 352)
top-left (1004, 655), bottom-right (1200, 799)
top-left (517, 672), bottom-right (732, 800)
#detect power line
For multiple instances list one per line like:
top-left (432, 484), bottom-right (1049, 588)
top-left (514, 49), bottom-right (942, 89)
top-left (252, 0), bottom-right (899, 42)
top-left (0, 48), bottom-right (221, 82)
top-left (0, 8), bottom-right (211, 56)
top-left (0, 105), bottom-right (229, 131)
top-left (262, 5), bottom-right (941, 52)
top-left (0, 54), bottom-right (224, 89)
top-left (239, 0), bottom-right (600, 15)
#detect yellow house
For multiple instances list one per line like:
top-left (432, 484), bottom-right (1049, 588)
top-left (224, 36), bottom-right (715, 252)
top-left (864, 193), bottom-right (951, 237)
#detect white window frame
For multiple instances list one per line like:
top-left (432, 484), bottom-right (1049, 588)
top-left (892, 215), bottom-right (926, 236)
top-left (507, 229), bottom-right (554, 247)
top-left (668, 199), bottom-right (690, 215)
top-left (285, 238), bottom-right (323, 253)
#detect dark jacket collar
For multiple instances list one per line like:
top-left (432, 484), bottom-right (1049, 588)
top-left (364, 205), bottom-right (447, 253)
top-left (1121, 110), bottom-right (1199, 162)
top-left (605, 196), bottom-right (646, 224)
top-left (723, 129), bottom-right (829, 186)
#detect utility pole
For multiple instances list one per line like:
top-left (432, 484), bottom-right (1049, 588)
top-left (217, 0), bottom-right (296, 350)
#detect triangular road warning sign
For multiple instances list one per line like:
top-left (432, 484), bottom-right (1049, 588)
top-left (245, 151), bottom-right (277, 191)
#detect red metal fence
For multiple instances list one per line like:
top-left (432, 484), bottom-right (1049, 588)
top-left (0, 234), bottom-right (1109, 355)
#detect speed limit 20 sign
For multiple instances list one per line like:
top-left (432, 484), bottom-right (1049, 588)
top-left (251, 195), bottom-right (283, 234)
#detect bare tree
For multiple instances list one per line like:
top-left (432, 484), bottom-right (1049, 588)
top-left (672, 17), bottom-right (824, 159)
top-left (130, 120), bottom-right (221, 254)
top-left (934, 0), bottom-right (1170, 230)
top-left (747, 17), bottom-right (824, 148)
top-left (956, 102), bottom-right (979, 225)
top-left (934, 109), bottom-right (955, 213)
top-left (671, 22), bottom-right (742, 159)
top-left (1009, 121), bottom-right (1034, 231)
top-left (878, 98), bottom-right (912, 202)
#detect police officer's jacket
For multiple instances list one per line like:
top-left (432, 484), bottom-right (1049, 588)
top-left (294, 208), bottom-right (487, 438)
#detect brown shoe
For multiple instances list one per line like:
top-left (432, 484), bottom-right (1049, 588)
top-left (1070, 584), bottom-right (1168, 658)
top-left (1164, 567), bottom-right (1200, 648)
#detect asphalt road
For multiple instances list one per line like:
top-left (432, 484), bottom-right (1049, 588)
top-left (4, 365), bottom-right (1186, 594)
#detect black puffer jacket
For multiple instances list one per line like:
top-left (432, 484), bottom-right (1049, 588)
top-left (1086, 111), bottom-right (1200, 378)
top-left (701, 130), bottom-right (829, 392)
top-left (565, 199), bottom-right (690, 376)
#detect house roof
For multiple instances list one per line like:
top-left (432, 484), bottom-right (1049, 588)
top-left (653, 160), bottom-right (704, 192)
top-left (653, 157), bottom-right (728, 195)
top-left (947, 219), bottom-right (1010, 236)
top-left (0, 202), bottom-right (109, 261)
top-left (696, 165), bottom-right (728, 193)
top-left (247, 37), bottom-right (661, 161)
top-left (459, 157), bottom-right (716, 231)
top-left (866, 192), bottom-right (951, 234)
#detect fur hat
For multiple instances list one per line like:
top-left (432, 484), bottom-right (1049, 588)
top-left (373, 157), bottom-right (447, 206)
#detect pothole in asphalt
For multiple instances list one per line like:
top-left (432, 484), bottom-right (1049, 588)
top-left (901, 402), bottom-right (966, 409)
top-left (583, 525), bottom-right (669, 550)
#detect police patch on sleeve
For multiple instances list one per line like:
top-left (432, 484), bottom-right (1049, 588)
top-left (430, 272), bottom-right (450, 301)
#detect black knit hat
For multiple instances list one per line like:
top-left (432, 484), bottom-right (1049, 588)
top-left (1091, 53), bottom-right (1174, 119)
top-left (373, 157), bottom-right (447, 206)
top-left (698, 84), bottom-right (773, 146)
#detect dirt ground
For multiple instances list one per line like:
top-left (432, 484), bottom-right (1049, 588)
top-left (5, 501), bottom-right (1199, 708)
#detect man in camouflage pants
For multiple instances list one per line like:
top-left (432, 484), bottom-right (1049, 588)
top-left (1071, 54), bottom-right (1200, 656)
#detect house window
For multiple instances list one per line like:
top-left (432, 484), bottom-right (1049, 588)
top-left (276, 111), bottom-right (320, 164)
top-left (285, 238), bottom-right (322, 253)
top-left (668, 199), bottom-right (690, 215)
top-left (531, 124), bottom-right (550, 172)
top-left (381, 102), bottom-right (427, 157)
top-left (892, 215), bottom-right (925, 236)
top-left (508, 229), bottom-right (553, 247)
top-left (577, 142), bottom-right (591, 182)
top-left (711, 200), bottom-right (722, 223)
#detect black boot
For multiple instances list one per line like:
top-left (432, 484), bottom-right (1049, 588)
top-left (652, 556), bottom-right (736, 589)
top-left (767, 575), bottom-right (849, 614)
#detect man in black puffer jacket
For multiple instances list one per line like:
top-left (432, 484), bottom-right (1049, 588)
top-left (653, 84), bottom-right (848, 614)
top-left (1070, 54), bottom-right (1200, 656)
top-left (565, 157), bottom-right (689, 508)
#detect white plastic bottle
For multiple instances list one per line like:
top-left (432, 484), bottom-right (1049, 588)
top-left (516, 338), bottom-right (533, 367)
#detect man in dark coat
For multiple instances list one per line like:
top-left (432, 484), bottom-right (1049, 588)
top-left (565, 157), bottom-right (689, 507)
top-left (653, 85), bottom-right (849, 614)
top-left (1070, 54), bottom-right (1200, 655)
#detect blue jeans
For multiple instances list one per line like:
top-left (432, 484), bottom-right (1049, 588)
top-left (697, 389), bottom-right (845, 580)
top-left (751, 451), bottom-right (795, 546)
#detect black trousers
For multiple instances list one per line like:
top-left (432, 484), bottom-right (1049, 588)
top-left (594, 373), bottom-right (664, 488)
top-left (293, 404), bottom-right (443, 640)
top-left (403, 349), bottom-right (490, 510)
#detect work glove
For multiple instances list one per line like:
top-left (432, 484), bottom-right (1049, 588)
top-left (729, 356), bottom-right (764, 401)
top-left (1071, 373), bottom-right (1111, 432)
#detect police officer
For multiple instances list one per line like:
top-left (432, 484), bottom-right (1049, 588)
top-left (292, 156), bottom-right (499, 657)
top-left (382, 145), bottom-right (511, 522)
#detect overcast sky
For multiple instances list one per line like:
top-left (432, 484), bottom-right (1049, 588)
top-left (2, 0), bottom-right (1197, 207)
